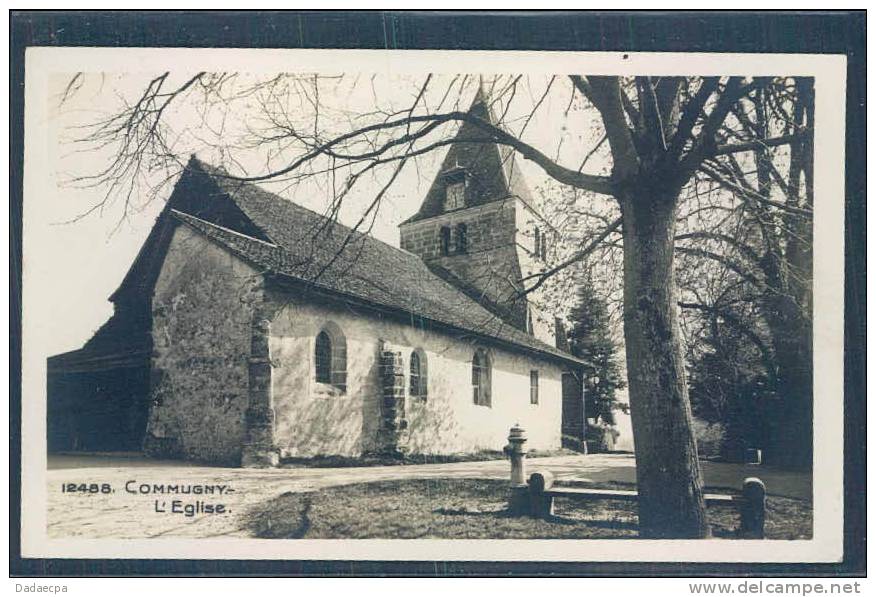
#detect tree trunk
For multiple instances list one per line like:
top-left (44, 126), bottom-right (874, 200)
top-left (621, 192), bottom-right (710, 538)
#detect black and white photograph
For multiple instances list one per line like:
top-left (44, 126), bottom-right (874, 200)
top-left (10, 10), bottom-right (864, 578)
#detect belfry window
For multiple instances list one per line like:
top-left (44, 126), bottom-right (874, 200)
top-left (455, 223), bottom-right (468, 254)
top-left (440, 226), bottom-right (451, 256)
top-left (445, 180), bottom-right (466, 211)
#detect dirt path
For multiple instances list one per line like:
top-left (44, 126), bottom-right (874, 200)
top-left (46, 453), bottom-right (810, 539)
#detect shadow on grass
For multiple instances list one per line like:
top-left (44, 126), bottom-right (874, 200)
top-left (548, 515), bottom-right (639, 531)
top-left (249, 492), bottom-right (313, 539)
top-left (244, 478), bottom-right (812, 540)
top-left (279, 448), bottom-right (581, 469)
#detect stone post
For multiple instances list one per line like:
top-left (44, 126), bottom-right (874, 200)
top-left (377, 349), bottom-right (407, 457)
top-left (241, 318), bottom-right (279, 467)
top-left (506, 424), bottom-right (529, 515)
top-left (528, 471), bottom-right (556, 519)
top-left (740, 477), bottom-right (766, 539)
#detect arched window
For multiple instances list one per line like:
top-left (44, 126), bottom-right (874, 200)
top-left (314, 331), bottom-right (332, 384)
top-left (409, 349), bottom-right (428, 399)
top-left (314, 323), bottom-right (347, 392)
top-left (472, 348), bottom-right (492, 407)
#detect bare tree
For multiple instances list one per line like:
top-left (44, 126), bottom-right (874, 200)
top-left (65, 72), bottom-right (810, 538)
top-left (677, 78), bottom-right (814, 470)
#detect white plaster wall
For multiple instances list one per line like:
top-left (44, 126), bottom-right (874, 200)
top-left (612, 387), bottom-right (635, 452)
top-left (267, 292), bottom-right (565, 458)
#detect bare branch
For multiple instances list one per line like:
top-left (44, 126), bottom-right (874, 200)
top-left (711, 129), bottom-right (811, 156)
top-left (637, 76), bottom-right (668, 152)
top-left (679, 301), bottom-right (777, 382)
top-left (667, 76), bottom-right (719, 163)
top-left (518, 216), bottom-right (623, 296)
top-left (675, 231), bottom-right (762, 263)
top-left (698, 162), bottom-right (813, 217)
top-left (222, 108), bottom-right (616, 195)
top-left (575, 76), bottom-right (640, 180)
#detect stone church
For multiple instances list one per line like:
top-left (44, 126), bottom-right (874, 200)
top-left (47, 93), bottom-right (586, 466)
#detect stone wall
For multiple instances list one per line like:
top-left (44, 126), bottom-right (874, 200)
top-left (400, 199), bottom-right (515, 261)
top-left (145, 224), bottom-right (262, 465)
top-left (266, 288), bottom-right (565, 458)
top-left (400, 199), bottom-right (528, 330)
top-left (399, 197), bottom-right (557, 346)
top-left (514, 198), bottom-right (558, 347)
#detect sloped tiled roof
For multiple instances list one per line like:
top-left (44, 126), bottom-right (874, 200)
top-left (175, 158), bottom-right (581, 366)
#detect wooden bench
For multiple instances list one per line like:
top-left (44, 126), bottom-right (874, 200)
top-left (527, 471), bottom-right (766, 539)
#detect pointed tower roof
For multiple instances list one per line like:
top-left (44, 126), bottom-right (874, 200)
top-left (401, 87), bottom-right (534, 225)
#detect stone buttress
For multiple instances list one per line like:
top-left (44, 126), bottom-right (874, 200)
top-left (241, 317), bottom-right (280, 467)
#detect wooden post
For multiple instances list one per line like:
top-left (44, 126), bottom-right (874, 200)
top-left (740, 477), bottom-right (766, 539)
top-left (528, 471), bottom-right (555, 519)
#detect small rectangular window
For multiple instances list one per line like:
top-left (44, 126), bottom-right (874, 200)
top-left (530, 370), bottom-right (539, 405)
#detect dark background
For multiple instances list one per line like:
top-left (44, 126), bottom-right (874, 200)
top-left (10, 10), bottom-right (866, 577)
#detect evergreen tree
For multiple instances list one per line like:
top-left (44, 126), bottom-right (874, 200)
top-left (567, 284), bottom-right (626, 429)
top-left (686, 307), bottom-right (774, 462)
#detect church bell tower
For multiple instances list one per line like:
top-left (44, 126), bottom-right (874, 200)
top-left (398, 88), bottom-right (556, 345)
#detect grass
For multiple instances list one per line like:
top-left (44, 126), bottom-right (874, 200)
top-left (246, 477), bottom-right (812, 540)
top-left (279, 448), bottom-right (581, 468)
